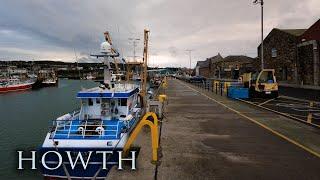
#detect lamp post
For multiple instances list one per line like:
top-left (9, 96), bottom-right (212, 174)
top-left (254, 0), bottom-right (264, 69)
top-left (186, 49), bottom-right (193, 75)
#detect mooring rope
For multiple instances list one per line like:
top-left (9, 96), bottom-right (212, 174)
top-left (91, 131), bottom-right (126, 180)
top-left (51, 136), bottom-right (72, 180)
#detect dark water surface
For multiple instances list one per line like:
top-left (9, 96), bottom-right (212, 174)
top-left (0, 79), bottom-right (98, 179)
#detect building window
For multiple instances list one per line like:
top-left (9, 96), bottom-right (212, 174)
top-left (271, 48), bottom-right (277, 58)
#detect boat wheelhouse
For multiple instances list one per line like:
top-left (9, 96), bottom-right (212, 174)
top-left (42, 83), bottom-right (141, 148)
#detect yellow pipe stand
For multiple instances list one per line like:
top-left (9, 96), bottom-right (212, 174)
top-left (123, 112), bottom-right (159, 163)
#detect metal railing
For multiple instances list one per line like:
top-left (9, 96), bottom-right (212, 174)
top-left (51, 119), bottom-right (120, 139)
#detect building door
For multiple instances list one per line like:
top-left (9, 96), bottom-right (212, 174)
top-left (282, 66), bottom-right (288, 81)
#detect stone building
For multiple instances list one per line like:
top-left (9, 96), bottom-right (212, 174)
top-left (213, 55), bottom-right (256, 79)
top-left (195, 54), bottom-right (256, 79)
top-left (258, 18), bottom-right (320, 86)
top-left (257, 28), bottom-right (306, 83)
top-left (195, 59), bottom-right (210, 77)
top-left (195, 53), bottom-right (223, 78)
top-left (297, 19), bottom-right (320, 86)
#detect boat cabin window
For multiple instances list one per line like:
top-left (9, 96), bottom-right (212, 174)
top-left (88, 98), bottom-right (93, 106)
top-left (96, 98), bottom-right (100, 104)
top-left (120, 98), bottom-right (127, 106)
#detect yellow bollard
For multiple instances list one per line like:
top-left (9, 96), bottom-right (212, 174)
top-left (310, 101), bottom-right (314, 107)
top-left (162, 79), bottom-right (168, 88)
top-left (213, 80), bottom-right (219, 90)
top-left (158, 94), bottom-right (167, 103)
top-left (307, 113), bottom-right (312, 123)
top-left (224, 82), bottom-right (231, 93)
top-left (162, 77), bottom-right (168, 89)
top-left (123, 112), bottom-right (159, 163)
top-left (307, 101), bottom-right (314, 123)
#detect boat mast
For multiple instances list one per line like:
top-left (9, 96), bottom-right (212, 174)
top-left (141, 29), bottom-right (150, 108)
top-left (91, 31), bottom-right (119, 88)
top-left (103, 56), bottom-right (112, 86)
top-left (104, 32), bottom-right (120, 76)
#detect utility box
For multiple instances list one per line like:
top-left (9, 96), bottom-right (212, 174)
top-left (147, 100), bottom-right (164, 119)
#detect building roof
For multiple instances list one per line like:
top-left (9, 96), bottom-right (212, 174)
top-left (300, 18), bottom-right (320, 41)
top-left (258, 28), bottom-right (307, 48)
top-left (196, 53), bottom-right (223, 68)
top-left (208, 53), bottom-right (223, 63)
top-left (222, 55), bottom-right (254, 63)
top-left (196, 60), bottom-right (209, 68)
top-left (278, 29), bottom-right (307, 36)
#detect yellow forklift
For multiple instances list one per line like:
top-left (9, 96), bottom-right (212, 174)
top-left (241, 69), bottom-right (278, 98)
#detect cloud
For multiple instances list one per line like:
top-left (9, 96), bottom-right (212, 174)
top-left (0, 0), bottom-right (319, 67)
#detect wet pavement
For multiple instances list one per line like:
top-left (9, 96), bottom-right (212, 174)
top-left (108, 78), bottom-right (320, 180)
top-left (157, 79), bottom-right (320, 180)
top-left (242, 97), bottom-right (320, 125)
top-left (279, 86), bottom-right (320, 102)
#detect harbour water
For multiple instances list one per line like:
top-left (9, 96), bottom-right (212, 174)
top-left (0, 79), bottom-right (98, 179)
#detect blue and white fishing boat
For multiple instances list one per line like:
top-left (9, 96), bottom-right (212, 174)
top-left (38, 32), bottom-right (142, 179)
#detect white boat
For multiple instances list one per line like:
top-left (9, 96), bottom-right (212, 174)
top-left (38, 31), bottom-right (142, 179)
top-left (38, 70), bottom-right (58, 87)
top-left (86, 73), bottom-right (96, 80)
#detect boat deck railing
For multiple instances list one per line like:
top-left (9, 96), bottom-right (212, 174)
top-left (50, 119), bottom-right (121, 140)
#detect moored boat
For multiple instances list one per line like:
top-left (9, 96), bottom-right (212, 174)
top-left (38, 31), bottom-right (142, 179)
top-left (0, 78), bottom-right (35, 93)
top-left (38, 70), bottom-right (58, 87)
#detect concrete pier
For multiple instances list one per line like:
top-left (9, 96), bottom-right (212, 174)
top-left (108, 78), bottom-right (320, 179)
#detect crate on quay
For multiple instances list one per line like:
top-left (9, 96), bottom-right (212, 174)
top-left (227, 86), bottom-right (249, 99)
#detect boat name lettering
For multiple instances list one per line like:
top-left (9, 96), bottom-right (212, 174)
top-left (17, 150), bottom-right (137, 171)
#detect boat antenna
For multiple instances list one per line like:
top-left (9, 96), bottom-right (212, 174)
top-left (90, 31), bottom-right (120, 89)
top-left (73, 48), bottom-right (83, 89)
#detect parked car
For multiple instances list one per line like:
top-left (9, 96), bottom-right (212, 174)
top-left (189, 75), bottom-right (206, 83)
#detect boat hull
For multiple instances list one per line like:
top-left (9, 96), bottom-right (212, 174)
top-left (38, 147), bottom-right (124, 179)
top-left (0, 83), bottom-right (33, 93)
top-left (42, 81), bottom-right (58, 87)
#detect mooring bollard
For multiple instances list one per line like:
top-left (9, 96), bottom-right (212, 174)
top-left (211, 81), bottom-right (214, 92)
top-left (307, 101), bottom-right (314, 123)
top-left (226, 85), bottom-right (229, 97)
top-left (215, 83), bottom-right (218, 94)
top-left (220, 83), bottom-right (223, 96)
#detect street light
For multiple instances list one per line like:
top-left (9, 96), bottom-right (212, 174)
top-left (253, 0), bottom-right (264, 69)
top-left (186, 49), bottom-right (193, 75)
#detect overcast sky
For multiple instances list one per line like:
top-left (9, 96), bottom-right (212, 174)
top-left (0, 0), bottom-right (319, 67)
